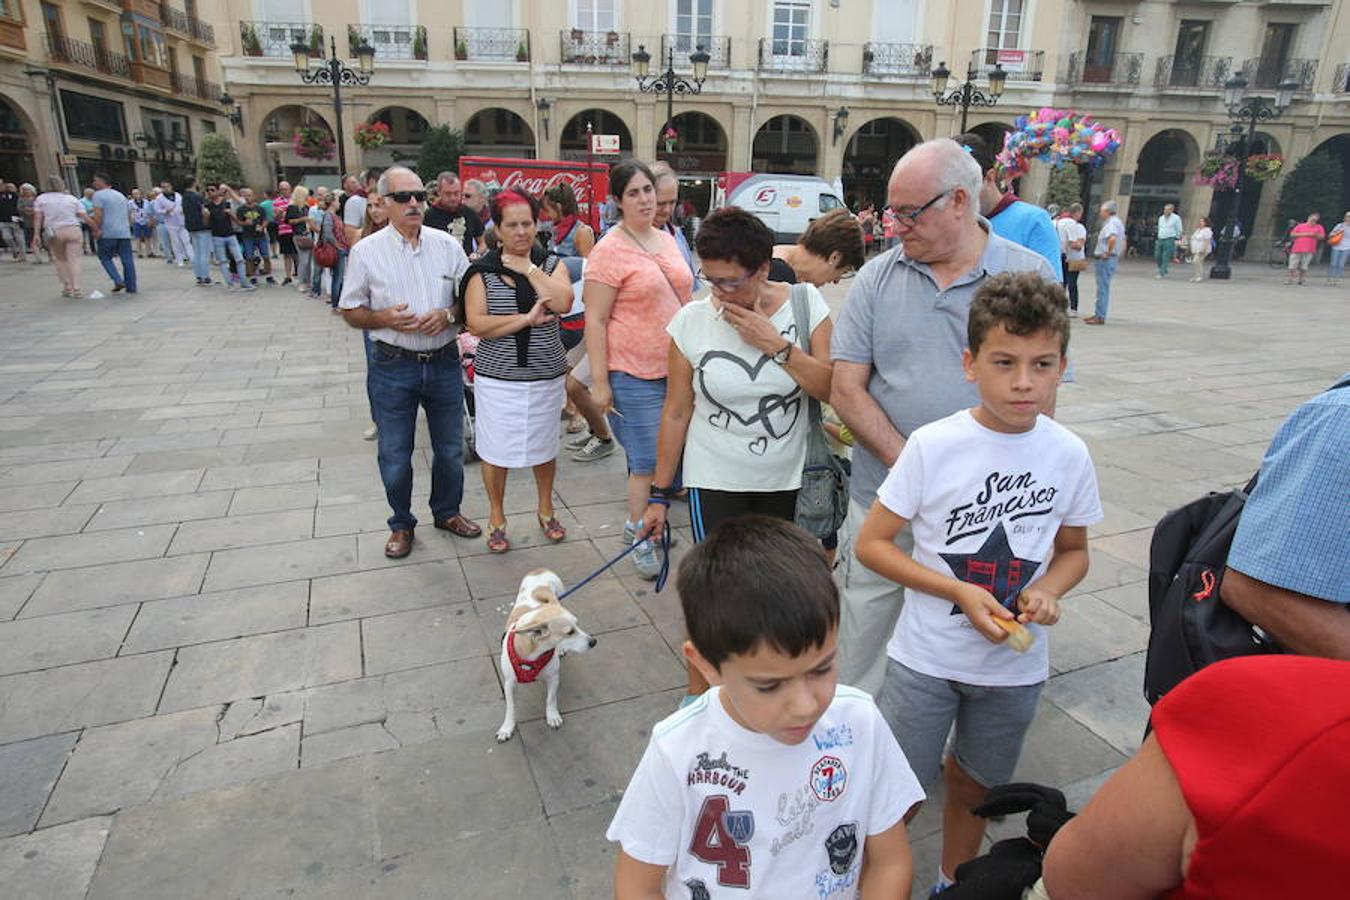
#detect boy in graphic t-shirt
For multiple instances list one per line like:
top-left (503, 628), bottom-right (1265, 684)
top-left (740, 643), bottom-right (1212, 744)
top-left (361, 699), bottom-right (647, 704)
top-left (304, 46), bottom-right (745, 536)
top-left (855, 272), bottom-right (1102, 896)
top-left (608, 516), bottom-right (925, 899)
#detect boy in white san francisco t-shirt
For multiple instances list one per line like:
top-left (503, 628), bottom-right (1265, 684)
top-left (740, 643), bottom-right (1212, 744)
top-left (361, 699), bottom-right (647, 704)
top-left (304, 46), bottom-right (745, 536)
top-left (608, 516), bottom-right (924, 898)
top-left (855, 272), bottom-right (1102, 895)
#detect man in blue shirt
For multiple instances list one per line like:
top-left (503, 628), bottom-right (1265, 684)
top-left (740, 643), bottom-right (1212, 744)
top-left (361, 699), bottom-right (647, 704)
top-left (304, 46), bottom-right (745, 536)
top-left (954, 133), bottom-right (1062, 280)
top-left (90, 172), bottom-right (137, 294)
top-left (1222, 375), bottom-right (1350, 658)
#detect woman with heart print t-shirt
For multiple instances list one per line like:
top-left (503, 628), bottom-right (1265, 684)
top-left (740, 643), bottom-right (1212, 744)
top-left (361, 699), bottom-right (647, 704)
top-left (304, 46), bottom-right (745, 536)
top-left (640, 206), bottom-right (835, 700)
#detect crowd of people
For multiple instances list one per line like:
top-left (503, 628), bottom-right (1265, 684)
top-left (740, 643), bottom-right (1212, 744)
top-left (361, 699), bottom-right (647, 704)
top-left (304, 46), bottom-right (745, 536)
top-left (4, 139), bottom-right (1345, 897)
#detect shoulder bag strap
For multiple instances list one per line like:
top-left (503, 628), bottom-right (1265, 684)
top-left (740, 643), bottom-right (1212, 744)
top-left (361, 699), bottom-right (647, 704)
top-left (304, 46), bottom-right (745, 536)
top-left (788, 284), bottom-right (823, 430)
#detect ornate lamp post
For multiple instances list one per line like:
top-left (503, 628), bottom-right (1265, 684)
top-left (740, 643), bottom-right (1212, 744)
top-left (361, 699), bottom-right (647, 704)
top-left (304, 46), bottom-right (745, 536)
top-left (289, 36), bottom-right (375, 177)
top-left (218, 92), bottom-right (244, 136)
top-left (1208, 71), bottom-right (1298, 280)
top-left (631, 44), bottom-right (711, 146)
top-left (931, 60), bottom-right (1007, 133)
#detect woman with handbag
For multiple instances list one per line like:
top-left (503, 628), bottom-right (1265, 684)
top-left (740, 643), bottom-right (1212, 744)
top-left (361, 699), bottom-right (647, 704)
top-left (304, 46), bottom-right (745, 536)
top-left (285, 186), bottom-right (313, 292)
top-left (1189, 217), bottom-right (1214, 283)
top-left (639, 206), bottom-right (834, 702)
top-left (583, 159), bottom-right (694, 579)
top-left (32, 175), bottom-right (95, 297)
top-left (1056, 203), bottom-right (1088, 315)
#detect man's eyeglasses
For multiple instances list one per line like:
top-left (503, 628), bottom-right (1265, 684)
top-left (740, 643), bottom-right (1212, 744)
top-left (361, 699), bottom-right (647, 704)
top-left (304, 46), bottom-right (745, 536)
top-left (888, 188), bottom-right (953, 229)
top-left (386, 190), bottom-right (427, 204)
top-left (698, 268), bottom-right (756, 292)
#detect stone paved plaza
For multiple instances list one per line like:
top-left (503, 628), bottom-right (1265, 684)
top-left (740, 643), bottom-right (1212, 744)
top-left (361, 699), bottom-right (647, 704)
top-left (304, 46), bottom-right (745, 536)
top-left (0, 251), bottom-right (1346, 899)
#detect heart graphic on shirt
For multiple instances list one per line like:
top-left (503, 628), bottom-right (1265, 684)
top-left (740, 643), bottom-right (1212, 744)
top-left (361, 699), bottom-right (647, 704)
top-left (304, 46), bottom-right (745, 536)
top-left (697, 350), bottom-right (801, 440)
top-left (708, 409), bottom-right (732, 430)
top-left (748, 437), bottom-right (768, 456)
top-left (782, 323), bottom-right (798, 344)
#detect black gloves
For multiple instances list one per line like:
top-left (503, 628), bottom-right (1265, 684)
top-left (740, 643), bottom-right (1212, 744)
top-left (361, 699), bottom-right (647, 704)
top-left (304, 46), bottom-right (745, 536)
top-left (972, 783), bottom-right (1074, 850)
top-left (933, 783), bottom-right (1075, 900)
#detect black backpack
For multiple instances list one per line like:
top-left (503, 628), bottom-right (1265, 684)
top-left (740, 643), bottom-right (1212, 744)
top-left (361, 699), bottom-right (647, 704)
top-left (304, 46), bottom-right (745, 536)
top-left (1143, 473), bottom-right (1283, 706)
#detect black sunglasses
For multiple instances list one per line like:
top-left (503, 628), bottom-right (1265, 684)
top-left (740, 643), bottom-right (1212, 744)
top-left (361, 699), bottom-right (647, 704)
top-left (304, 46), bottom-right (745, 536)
top-left (386, 190), bottom-right (427, 203)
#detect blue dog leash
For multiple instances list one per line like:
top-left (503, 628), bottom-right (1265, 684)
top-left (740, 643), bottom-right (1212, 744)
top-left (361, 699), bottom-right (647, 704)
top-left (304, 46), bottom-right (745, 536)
top-left (558, 523), bottom-right (670, 600)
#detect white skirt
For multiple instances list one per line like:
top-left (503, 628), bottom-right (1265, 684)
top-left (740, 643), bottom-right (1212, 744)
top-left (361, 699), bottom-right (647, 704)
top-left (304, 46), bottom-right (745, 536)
top-left (473, 374), bottom-right (565, 468)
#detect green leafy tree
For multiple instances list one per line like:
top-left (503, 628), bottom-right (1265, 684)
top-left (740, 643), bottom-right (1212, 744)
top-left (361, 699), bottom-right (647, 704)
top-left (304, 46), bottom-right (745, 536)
top-left (1276, 151), bottom-right (1343, 229)
top-left (1042, 163), bottom-right (1083, 211)
top-left (196, 133), bottom-right (244, 187)
top-left (414, 125), bottom-right (465, 184)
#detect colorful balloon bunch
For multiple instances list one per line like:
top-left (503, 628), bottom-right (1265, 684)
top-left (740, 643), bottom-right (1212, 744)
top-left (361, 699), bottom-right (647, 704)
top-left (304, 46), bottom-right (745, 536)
top-left (995, 108), bottom-right (1122, 180)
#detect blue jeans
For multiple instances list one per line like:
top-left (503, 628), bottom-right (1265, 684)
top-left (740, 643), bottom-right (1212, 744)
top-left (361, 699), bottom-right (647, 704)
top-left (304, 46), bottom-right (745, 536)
top-left (211, 235), bottom-right (245, 285)
top-left (1331, 247), bottom-right (1349, 279)
top-left (329, 249), bottom-right (348, 308)
top-left (189, 230), bottom-right (213, 280)
top-left (1093, 256), bottom-right (1118, 320)
top-left (367, 343), bottom-right (466, 531)
top-left (95, 237), bottom-right (136, 292)
top-left (607, 371), bottom-right (667, 475)
top-left (156, 222), bottom-right (172, 259)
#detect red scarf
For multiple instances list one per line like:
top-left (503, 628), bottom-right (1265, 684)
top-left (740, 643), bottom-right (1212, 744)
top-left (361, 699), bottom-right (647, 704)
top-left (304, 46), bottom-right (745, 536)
top-left (552, 214), bottom-right (578, 244)
top-left (989, 192), bottom-right (1021, 219)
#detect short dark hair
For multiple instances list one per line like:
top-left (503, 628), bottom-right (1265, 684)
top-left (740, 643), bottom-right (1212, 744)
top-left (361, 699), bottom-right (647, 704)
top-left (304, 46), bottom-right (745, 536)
top-left (92, 172), bottom-right (111, 186)
top-left (694, 206), bottom-right (774, 272)
top-left (490, 188), bottom-right (539, 224)
top-left (361, 167), bottom-right (384, 188)
top-left (182, 176), bottom-right (196, 190)
top-left (678, 516), bottom-right (838, 669)
top-left (609, 159), bottom-right (655, 200)
top-left (953, 133), bottom-right (996, 176)
top-left (799, 208), bottom-right (865, 273)
top-left (968, 272), bottom-right (1071, 355)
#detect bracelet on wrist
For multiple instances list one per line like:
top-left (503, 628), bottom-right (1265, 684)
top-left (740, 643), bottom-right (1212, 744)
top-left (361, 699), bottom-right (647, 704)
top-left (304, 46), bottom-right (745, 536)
top-left (649, 484), bottom-right (679, 499)
top-left (646, 497), bottom-right (671, 507)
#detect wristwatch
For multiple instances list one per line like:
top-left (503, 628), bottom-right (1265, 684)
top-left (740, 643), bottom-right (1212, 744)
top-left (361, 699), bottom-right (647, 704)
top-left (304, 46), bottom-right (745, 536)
top-left (649, 484), bottom-right (680, 499)
top-left (771, 341), bottom-right (793, 366)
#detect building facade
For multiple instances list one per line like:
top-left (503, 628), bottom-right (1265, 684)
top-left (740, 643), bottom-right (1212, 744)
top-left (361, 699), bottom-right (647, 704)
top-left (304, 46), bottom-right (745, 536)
top-left (0, 0), bottom-right (232, 191)
top-left (94, 0), bottom-right (1349, 241)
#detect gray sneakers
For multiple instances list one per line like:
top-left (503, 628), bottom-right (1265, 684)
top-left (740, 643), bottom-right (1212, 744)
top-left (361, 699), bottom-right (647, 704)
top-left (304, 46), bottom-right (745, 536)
top-left (624, 521), bottom-right (662, 580)
top-left (570, 434), bottom-right (615, 462)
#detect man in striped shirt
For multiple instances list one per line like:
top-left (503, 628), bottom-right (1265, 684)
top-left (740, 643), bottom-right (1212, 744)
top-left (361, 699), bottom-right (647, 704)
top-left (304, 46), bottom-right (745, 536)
top-left (339, 167), bottom-right (483, 559)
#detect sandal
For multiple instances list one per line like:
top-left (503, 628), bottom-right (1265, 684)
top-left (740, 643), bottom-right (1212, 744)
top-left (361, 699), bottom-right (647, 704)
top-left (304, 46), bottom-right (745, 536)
top-left (486, 525), bottom-right (509, 553)
top-left (538, 514), bottom-right (566, 543)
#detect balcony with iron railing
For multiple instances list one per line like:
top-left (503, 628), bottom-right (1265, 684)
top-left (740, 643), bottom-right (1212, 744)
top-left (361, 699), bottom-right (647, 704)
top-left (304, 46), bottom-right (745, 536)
top-left (970, 48), bottom-right (1044, 81)
top-left (1064, 50), bottom-right (1143, 88)
top-left (45, 32), bottom-right (132, 79)
top-left (1335, 62), bottom-right (1350, 93)
top-left (559, 29), bottom-right (628, 66)
top-left (170, 70), bottom-right (219, 102)
top-left (1154, 54), bottom-right (1232, 91)
top-left (454, 26), bottom-right (529, 62)
top-left (862, 42), bottom-right (933, 78)
top-left (659, 34), bottom-right (730, 69)
top-left (758, 38), bottom-right (828, 73)
top-left (352, 24), bottom-right (427, 61)
top-left (1240, 57), bottom-right (1317, 92)
top-left (239, 21), bottom-right (322, 58)
top-left (159, 4), bottom-right (214, 47)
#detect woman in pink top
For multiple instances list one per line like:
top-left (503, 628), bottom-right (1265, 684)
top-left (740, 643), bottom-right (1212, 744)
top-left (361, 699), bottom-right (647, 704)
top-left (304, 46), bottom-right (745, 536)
top-left (1285, 212), bottom-right (1325, 286)
top-left (584, 159), bottom-right (694, 578)
top-left (32, 175), bottom-right (95, 298)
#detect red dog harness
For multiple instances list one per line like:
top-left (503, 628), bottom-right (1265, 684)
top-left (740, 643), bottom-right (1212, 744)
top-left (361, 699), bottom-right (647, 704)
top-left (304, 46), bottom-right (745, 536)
top-left (506, 630), bottom-right (555, 684)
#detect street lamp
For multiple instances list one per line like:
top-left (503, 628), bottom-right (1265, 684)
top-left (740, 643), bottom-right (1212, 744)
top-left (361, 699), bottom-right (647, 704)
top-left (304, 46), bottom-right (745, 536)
top-left (290, 35), bottom-right (375, 178)
top-left (931, 60), bottom-right (1006, 133)
top-left (631, 44), bottom-right (711, 146)
top-left (832, 107), bottom-right (850, 146)
top-left (535, 97), bottom-right (552, 142)
top-left (1208, 71), bottom-right (1299, 280)
top-left (218, 92), bottom-right (244, 136)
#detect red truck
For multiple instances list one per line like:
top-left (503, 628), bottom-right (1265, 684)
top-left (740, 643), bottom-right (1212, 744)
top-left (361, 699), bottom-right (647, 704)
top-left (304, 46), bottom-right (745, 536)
top-left (458, 157), bottom-right (610, 233)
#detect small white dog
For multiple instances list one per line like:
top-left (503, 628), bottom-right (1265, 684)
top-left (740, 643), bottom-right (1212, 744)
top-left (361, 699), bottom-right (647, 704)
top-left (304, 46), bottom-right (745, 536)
top-left (496, 568), bottom-right (596, 742)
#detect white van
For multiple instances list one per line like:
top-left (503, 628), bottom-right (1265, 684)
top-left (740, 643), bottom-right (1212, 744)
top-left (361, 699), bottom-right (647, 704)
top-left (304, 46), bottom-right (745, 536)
top-left (721, 174), bottom-right (847, 242)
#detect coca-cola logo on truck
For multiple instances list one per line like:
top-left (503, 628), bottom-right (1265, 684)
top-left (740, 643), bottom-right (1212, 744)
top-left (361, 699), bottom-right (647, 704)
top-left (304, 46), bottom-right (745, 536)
top-left (475, 169), bottom-right (595, 203)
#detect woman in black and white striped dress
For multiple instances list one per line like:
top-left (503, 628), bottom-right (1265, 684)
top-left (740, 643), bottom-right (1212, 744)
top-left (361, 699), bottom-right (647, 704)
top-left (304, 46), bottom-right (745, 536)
top-left (462, 190), bottom-right (576, 553)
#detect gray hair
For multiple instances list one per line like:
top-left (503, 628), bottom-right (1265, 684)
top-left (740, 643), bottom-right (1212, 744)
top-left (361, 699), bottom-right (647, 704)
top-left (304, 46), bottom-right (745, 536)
top-left (894, 139), bottom-right (983, 214)
top-left (377, 166), bottom-right (420, 196)
top-left (44, 174), bottom-right (66, 192)
top-left (465, 178), bottom-right (486, 193)
top-left (1101, 200), bottom-right (1118, 215)
top-left (1069, 202), bottom-right (1083, 215)
top-left (648, 160), bottom-right (679, 186)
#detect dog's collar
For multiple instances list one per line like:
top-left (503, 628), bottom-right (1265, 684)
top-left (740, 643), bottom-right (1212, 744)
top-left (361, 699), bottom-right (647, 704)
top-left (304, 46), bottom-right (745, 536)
top-left (506, 630), bottom-right (555, 684)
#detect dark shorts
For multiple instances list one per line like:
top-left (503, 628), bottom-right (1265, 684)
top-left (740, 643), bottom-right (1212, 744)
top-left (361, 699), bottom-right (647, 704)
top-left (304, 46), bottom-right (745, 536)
top-left (688, 488), bottom-right (797, 542)
top-left (278, 233), bottom-right (296, 255)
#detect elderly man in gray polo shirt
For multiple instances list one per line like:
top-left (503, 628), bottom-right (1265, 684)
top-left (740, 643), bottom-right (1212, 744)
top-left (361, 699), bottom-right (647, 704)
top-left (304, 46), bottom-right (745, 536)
top-left (830, 138), bottom-right (1057, 695)
top-left (339, 166), bottom-right (482, 559)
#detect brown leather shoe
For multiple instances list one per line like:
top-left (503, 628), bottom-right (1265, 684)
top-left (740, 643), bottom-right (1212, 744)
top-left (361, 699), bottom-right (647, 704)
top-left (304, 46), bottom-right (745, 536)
top-left (434, 514), bottom-right (482, 538)
top-left (384, 529), bottom-right (414, 559)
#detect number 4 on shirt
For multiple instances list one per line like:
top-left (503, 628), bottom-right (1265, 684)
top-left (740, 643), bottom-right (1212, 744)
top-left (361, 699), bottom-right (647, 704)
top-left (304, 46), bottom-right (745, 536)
top-left (689, 794), bottom-right (751, 887)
